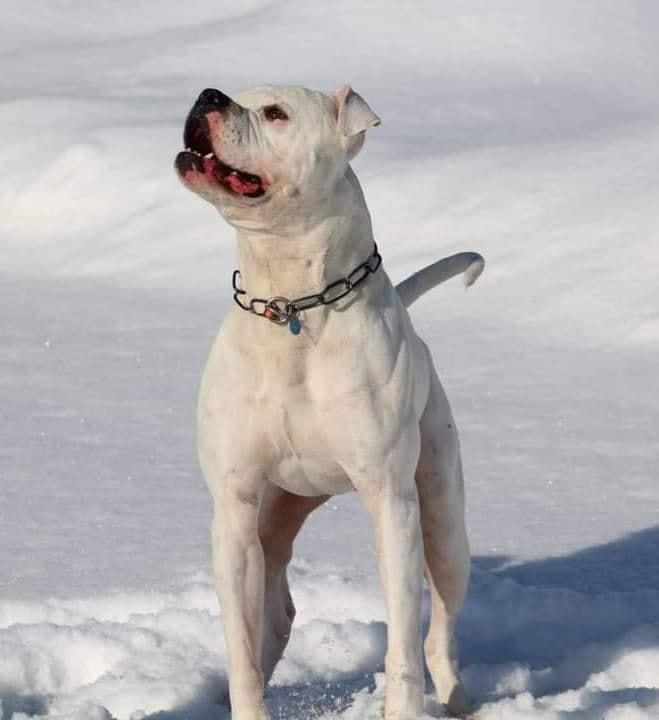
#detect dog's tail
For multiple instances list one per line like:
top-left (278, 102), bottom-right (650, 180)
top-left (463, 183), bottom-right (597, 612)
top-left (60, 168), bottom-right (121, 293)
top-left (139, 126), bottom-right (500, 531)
top-left (395, 251), bottom-right (485, 308)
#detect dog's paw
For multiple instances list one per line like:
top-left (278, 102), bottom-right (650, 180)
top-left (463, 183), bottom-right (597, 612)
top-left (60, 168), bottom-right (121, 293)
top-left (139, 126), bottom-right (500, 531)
top-left (445, 684), bottom-right (473, 718)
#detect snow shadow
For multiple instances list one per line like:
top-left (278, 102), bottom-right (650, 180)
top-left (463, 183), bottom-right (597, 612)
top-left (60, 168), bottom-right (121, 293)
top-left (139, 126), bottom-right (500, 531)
top-left (138, 527), bottom-right (659, 719)
top-left (458, 525), bottom-right (659, 708)
top-left (141, 673), bottom-right (377, 720)
top-left (141, 673), bottom-right (230, 720)
top-left (0, 690), bottom-right (48, 718)
top-left (493, 524), bottom-right (659, 593)
top-left (267, 675), bottom-right (377, 720)
top-left (463, 524), bottom-right (659, 661)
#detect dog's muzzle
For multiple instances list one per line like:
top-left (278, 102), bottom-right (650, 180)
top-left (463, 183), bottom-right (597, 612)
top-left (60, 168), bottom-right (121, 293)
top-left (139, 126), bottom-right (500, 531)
top-left (175, 88), bottom-right (267, 199)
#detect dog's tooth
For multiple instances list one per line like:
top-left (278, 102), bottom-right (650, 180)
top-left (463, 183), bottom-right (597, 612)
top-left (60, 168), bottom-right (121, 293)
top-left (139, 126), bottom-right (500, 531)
top-left (204, 152), bottom-right (214, 159)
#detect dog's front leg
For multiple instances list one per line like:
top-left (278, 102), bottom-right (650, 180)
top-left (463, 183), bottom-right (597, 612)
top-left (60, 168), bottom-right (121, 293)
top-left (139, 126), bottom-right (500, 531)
top-left (212, 476), bottom-right (270, 720)
top-left (356, 462), bottom-right (425, 720)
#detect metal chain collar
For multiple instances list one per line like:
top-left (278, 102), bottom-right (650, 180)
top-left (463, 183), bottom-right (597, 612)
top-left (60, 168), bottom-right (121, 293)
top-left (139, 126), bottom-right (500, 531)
top-left (232, 243), bottom-right (382, 335)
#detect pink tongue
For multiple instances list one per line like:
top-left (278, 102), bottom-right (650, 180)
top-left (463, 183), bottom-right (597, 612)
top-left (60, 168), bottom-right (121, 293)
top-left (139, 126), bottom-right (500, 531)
top-left (226, 172), bottom-right (261, 195)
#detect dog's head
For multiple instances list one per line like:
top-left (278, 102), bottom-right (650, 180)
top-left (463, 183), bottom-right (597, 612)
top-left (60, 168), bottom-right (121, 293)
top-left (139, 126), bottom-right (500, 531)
top-left (174, 84), bottom-right (380, 230)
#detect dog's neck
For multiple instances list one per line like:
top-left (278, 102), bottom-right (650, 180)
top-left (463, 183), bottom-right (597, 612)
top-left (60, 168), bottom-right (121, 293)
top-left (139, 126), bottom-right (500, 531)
top-left (234, 169), bottom-right (376, 301)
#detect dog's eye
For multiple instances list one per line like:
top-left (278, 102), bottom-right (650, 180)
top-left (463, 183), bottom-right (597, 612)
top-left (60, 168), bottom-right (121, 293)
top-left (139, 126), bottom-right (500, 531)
top-left (263, 105), bottom-right (289, 122)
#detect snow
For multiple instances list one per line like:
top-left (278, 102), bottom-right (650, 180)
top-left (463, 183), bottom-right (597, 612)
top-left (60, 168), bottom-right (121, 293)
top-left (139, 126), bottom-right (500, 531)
top-left (2, 561), bottom-right (659, 718)
top-left (1, 1), bottom-right (658, 718)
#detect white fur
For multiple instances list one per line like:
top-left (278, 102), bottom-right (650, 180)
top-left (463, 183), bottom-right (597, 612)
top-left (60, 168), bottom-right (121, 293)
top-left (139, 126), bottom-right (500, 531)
top-left (396, 251), bottom-right (485, 308)
top-left (176, 84), bottom-right (478, 720)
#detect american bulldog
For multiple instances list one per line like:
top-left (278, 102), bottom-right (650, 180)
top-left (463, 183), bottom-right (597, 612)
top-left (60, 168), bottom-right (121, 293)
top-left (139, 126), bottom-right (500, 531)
top-left (175, 84), bottom-right (483, 720)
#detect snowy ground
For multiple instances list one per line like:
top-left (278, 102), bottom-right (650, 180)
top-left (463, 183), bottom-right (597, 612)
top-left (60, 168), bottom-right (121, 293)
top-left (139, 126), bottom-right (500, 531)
top-left (2, 2), bottom-right (659, 719)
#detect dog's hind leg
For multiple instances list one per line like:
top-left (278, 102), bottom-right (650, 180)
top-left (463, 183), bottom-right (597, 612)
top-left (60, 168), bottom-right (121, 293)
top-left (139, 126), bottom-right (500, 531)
top-left (258, 483), bottom-right (328, 684)
top-left (416, 364), bottom-right (472, 717)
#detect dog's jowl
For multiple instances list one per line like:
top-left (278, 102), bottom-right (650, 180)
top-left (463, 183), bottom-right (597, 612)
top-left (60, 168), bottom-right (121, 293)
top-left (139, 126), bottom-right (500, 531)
top-left (175, 83), bottom-right (483, 720)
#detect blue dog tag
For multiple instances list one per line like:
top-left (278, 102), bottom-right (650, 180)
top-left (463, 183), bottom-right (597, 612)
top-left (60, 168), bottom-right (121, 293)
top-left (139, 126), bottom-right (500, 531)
top-left (289, 316), bottom-right (301, 335)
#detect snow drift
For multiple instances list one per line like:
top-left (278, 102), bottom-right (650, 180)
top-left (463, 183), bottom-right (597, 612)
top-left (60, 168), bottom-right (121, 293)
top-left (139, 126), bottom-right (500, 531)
top-left (1, 1), bottom-right (658, 718)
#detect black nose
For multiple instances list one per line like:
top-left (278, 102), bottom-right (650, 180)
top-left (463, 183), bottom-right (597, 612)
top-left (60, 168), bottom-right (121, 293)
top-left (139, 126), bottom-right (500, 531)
top-left (196, 88), bottom-right (232, 111)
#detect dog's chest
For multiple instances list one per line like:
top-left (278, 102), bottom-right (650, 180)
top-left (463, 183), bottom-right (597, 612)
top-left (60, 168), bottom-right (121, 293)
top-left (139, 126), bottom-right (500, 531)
top-left (252, 364), bottom-right (356, 496)
top-left (199, 301), bottom-right (422, 497)
top-left (265, 403), bottom-right (354, 496)
top-left (200, 330), bottom-right (361, 495)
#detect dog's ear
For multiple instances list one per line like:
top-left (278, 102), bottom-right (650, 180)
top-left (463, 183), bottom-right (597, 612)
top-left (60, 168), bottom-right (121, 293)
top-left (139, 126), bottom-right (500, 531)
top-left (336, 84), bottom-right (381, 137)
top-left (335, 84), bottom-right (380, 159)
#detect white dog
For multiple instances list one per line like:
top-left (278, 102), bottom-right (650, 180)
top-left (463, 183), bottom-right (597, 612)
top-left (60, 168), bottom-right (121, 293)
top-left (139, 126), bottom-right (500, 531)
top-left (175, 84), bottom-right (483, 720)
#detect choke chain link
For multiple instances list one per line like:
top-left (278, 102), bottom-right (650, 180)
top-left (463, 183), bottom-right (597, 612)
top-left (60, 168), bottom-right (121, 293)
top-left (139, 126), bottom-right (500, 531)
top-left (232, 243), bottom-right (382, 334)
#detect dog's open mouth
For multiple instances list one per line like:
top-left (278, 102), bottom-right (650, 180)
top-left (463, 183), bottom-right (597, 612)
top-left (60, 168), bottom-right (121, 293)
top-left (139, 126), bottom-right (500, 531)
top-left (176, 115), bottom-right (266, 199)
